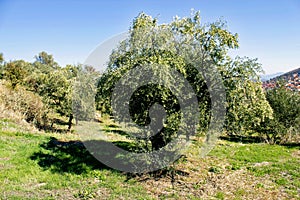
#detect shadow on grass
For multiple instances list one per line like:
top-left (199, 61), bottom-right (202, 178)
top-left (125, 154), bottom-right (189, 182)
top-left (108, 124), bottom-right (119, 128)
top-left (37, 124), bottom-right (69, 134)
top-left (31, 137), bottom-right (190, 179)
top-left (220, 135), bottom-right (300, 148)
top-left (30, 136), bottom-right (157, 175)
top-left (102, 128), bottom-right (132, 138)
top-left (281, 143), bottom-right (300, 148)
top-left (36, 118), bottom-right (71, 133)
top-left (30, 137), bottom-right (137, 174)
top-left (52, 118), bottom-right (70, 126)
top-left (219, 135), bottom-right (263, 144)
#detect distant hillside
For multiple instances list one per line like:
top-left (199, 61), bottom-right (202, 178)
top-left (262, 67), bottom-right (300, 91)
top-left (270, 67), bottom-right (300, 82)
top-left (260, 72), bottom-right (284, 81)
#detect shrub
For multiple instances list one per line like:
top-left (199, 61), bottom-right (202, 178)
top-left (258, 86), bottom-right (300, 144)
top-left (0, 82), bottom-right (48, 128)
top-left (3, 60), bottom-right (30, 89)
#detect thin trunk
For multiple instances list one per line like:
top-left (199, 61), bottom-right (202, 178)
top-left (68, 114), bottom-right (73, 131)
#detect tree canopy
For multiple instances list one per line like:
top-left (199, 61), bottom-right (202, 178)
top-left (96, 12), bottom-right (273, 150)
top-left (0, 11), bottom-right (293, 146)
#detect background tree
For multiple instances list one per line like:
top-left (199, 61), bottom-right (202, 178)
top-left (258, 85), bottom-right (300, 144)
top-left (3, 60), bottom-right (30, 89)
top-left (23, 52), bottom-right (59, 93)
top-left (0, 53), bottom-right (3, 63)
top-left (222, 57), bottom-right (273, 136)
top-left (0, 53), bottom-right (4, 79)
top-left (38, 65), bottom-right (76, 131)
top-left (38, 64), bottom-right (98, 131)
top-left (34, 51), bottom-right (59, 71)
top-left (72, 65), bottom-right (99, 125)
top-left (1, 51), bottom-right (98, 131)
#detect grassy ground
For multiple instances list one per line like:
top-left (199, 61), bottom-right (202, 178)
top-left (0, 118), bottom-right (299, 199)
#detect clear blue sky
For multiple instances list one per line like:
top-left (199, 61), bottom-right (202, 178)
top-left (0, 0), bottom-right (299, 74)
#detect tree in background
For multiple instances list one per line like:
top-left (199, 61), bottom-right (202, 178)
top-left (72, 65), bottom-right (99, 125)
top-left (258, 85), bottom-right (300, 144)
top-left (37, 63), bottom-right (98, 131)
top-left (0, 53), bottom-right (3, 63)
top-left (0, 51), bottom-right (97, 131)
top-left (23, 52), bottom-right (59, 93)
top-left (37, 65), bottom-right (77, 131)
top-left (34, 51), bottom-right (59, 71)
top-left (0, 54), bottom-right (48, 127)
top-left (0, 53), bottom-right (4, 79)
top-left (222, 57), bottom-right (273, 135)
top-left (3, 60), bottom-right (30, 89)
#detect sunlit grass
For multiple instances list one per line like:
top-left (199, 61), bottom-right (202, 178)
top-left (0, 129), bottom-right (152, 200)
top-left (0, 119), bottom-right (299, 199)
top-left (209, 141), bottom-right (300, 197)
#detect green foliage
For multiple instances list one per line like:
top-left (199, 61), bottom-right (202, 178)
top-left (73, 65), bottom-right (99, 123)
top-left (0, 53), bottom-right (4, 79)
top-left (97, 11), bottom-right (272, 149)
top-left (223, 57), bottom-right (273, 135)
top-left (267, 87), bottom-right (299, 129)
top-left (36, 64), bottom-right (99, 130)
top-left (0, 130), bottom-right (151, 199)
top-left (3, 60), bottom-right (30, 89)
top-left (258, 86), bottom-right (300, 144)
top-left (215, 191), bottom-right (225, 200)
top-left (0, 53), bottom-right (3, 63)
top-left (0, 119), bottom-right (298, 199)
top-left (36, 65), bottom-right (76, 130)
top-left (0, 84), bottom-right (47, 127)
top-left (0, 51), bottom-right (99, 131)
top-left (40, 67), bottom-right (72, 115)
top-left (34, 51), bottom-right (59, 71)
top-left (23, 52), bottom-right (59, 93)
top-left (209, 142), bottom-right (300, 196)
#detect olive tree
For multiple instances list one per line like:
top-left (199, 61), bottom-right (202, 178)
top-left (3, 60), bottom-right (30, 89)
top-left (258, 86), bottom-right (300, 144)
top-left (0, 53), bottom-right (4, 79)
top-left (96, 12), bottom-right (273, 150)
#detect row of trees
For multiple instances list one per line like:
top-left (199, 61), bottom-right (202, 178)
top-left (0, 52), bottom-right (98, 131)
top-left (0, 11), bottom-right (299, 146)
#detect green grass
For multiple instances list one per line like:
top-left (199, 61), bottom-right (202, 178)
top-left (0, 118), bottom-right (299, 199)
top-left (0, 130), bottom-right (153, 200)
top-left (215, 191), bottom-right (225, 200)
top-left (209, 141), bottom-right (300, 197)
top-left (0, 118), bottom-right (23, 131)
